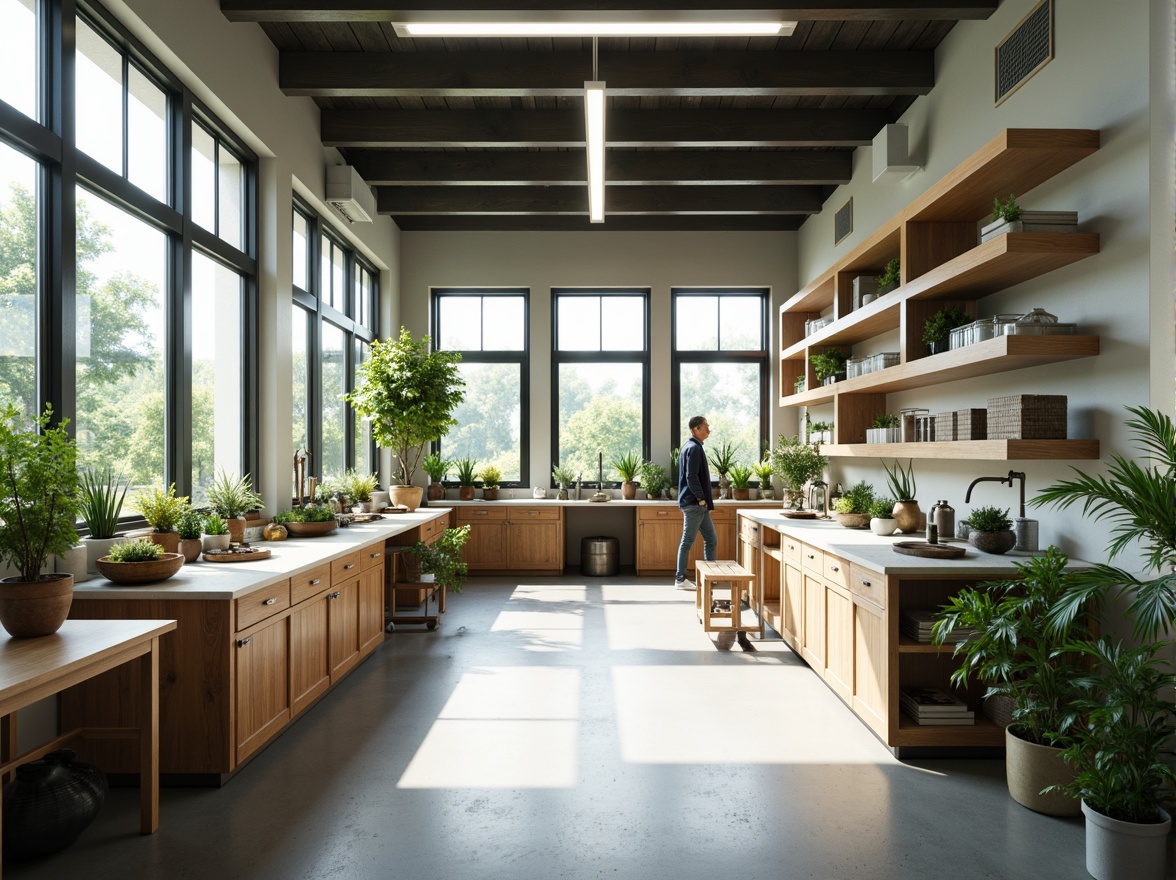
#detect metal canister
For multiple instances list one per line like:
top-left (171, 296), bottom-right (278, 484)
top-left (926, 501), bottom-right (940, 543)
top-left (934, 499), bottom-right (955, 542)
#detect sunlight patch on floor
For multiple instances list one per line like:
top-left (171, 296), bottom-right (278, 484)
top-left (602, 600), bottom-right (712, 652)
top-left (612, 665), bottom-right (895, 765)
top-left (439, 667), bottom-right (580, 720)
top-left (491, 609), bottom-right (584, 650)
top-left (508, 584), bottom-right (588, 603)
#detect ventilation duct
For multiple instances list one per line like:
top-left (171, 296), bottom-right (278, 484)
top-left (325, 165), bottom-right (374, 224)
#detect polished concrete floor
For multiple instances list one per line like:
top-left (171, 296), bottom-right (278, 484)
top-left (7, 575), bottom-right (1110, 880)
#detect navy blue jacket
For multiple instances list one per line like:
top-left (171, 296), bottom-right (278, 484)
top-left (678, 436), bottom-right (714, 510)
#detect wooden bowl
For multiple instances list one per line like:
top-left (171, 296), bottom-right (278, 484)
top-left (282, 520), bottom-right (338, 537)
top-left (96, 553), bottom-right (184, 585)
top-left (834, 512), bottom-right (871, 529)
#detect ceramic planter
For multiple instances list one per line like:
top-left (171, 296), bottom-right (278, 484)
top-left (391, 485), bottom-right (424, 511)
top-left (0, 573), bottom-right (73, 638)
top-left (483, 487), bottom-right (500, 501)
top-left (427, 482), bottom-right (445, 501)
top-left (178, 538), bottom-right (203, 563)
top-left (81, 536), bottom-right (125, 575)
top-left (870, 517), bottom-right (897, 536)
top-left (621, 481), bottom-right (637, 500)
top-left (147, 530), bottom-right (180, 555)
top-left (892, 500), bottom-right (921, 534)
top-left (969, 529), bottom-right (1017, 554)
top-left (96, 553), bottom-right (184, 585)
top-left (458, 486), bottom-right (476, 501)
top-left (834, 512), bottom-right (871, 529)
top-left (1005, 726), bottom-right (1079, 816)
top-left (202, 533), bottom-right (231, 552)
top-left (1082, 801), bottom-right (1171, 880)
top-left (732, 488), bottom-right (750, 501)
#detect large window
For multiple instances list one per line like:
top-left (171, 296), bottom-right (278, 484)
top-left (552, 290), bottom-right (648, 485)
top-left (433, 290), bottom-right (528, 484)
top-left (672, 289), bottom-right (768, 477)
top-left (0, 1), bottom-right (259, 522)
top-left (291, 202), bottom-right (378, 488)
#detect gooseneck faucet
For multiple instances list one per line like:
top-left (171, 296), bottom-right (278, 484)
top-left (965, 470), bottom-right (1027, 517)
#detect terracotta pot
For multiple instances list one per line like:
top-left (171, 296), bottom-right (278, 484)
top-left (1006, 726), bottom-right (1080, 816)
top-left (459, 486), bottom-right (476, 501)
top-left (147, 530), bottom-right (180, 555)
top-left (427, 482), bottom-right (445, 501)
top-left (892, 499), bottom-right (921, 534)
top-left (179, 538), bottom-right (203, 563)
top-left (621, 481), bottom-right (637, 500)
top-left (391, 485), bottom-right (424, 511)
top-left (732, 488), bottom-right (750, 500)
top-left (483, 487), bottom-right (500, 501)
top-left (0, 574), bottom-right (73, 638)
top-left (970, 529), bottom-right (1017, 554)
top-left (225, 516), bottom-right (246, 545)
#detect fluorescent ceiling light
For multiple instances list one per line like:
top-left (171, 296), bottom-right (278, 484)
top-left (396, 22), bottom-right (794, 38)
top-left (584, 81), bottom-right (605, 223)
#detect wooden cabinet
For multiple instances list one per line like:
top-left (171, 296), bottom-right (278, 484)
top-left (358, 561), bottom-right (385, 655)
top-left (289, 592), bottom-right (330, 717)
top-left (456, 506), bottom-right (508, 569)
top-left (634, 505), bottom-right (738, 576)
top-left (779, 128), bottom-right (1101, 461)
top-left (234, 615), bottom-right (290, 764)
top-left (458, 505), bottom-right (564, 575)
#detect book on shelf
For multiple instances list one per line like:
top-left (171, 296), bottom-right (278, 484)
top-left (900, 609), bottom-right (974, 644)
top-left (902, 714), bottom-right (977, 726)
top-left (900, 688), bottom-right (975, 723)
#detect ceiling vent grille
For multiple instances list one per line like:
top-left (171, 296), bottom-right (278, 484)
top-left (995, 0), bottom-right (1053, 106)
top-left (325, 165), bottom-right (374, 224)
top-left (834, 198), bottom-right (853, 246)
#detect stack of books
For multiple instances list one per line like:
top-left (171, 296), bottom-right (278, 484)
top-left (900, 609), bottom-right (973, 644)
top-left (980, 210), bottom-right (1079, 243)
top-left (901, 687), bottom-right (975, 725)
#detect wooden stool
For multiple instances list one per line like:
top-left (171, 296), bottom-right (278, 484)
top-left (694, 560), bottom-right (756, 633)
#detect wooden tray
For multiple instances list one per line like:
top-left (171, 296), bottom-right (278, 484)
top-left (892, 541), bottom-right (967, 559)
top-left (203, 547), bottom-right (273, 563)
top-left (282, 520), bottom-right (339, 536)
top-left (780, 510), bottom-right (820, 519)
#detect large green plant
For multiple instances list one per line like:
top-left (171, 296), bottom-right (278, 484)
top-left (135, 484), bottom-right (189, 532)
top-left (0, 405), bottom-right (82, 582)
top-left (206, 468), bottom-right (264, 519)
top-left (707, 441), bottom-right (739, 477)
top-left (78, 466), bottom-right (128, 539)
top-left (770, 434), bottom-right (828, 493)
top-left (932, 547), bottom-right (1093, 746)
top-left (1031, 406), bottom-right (1176, 640)
top-left (404, 525), bottom-right (471, 593)
top-left (347, 328), bottom-right (465, 485)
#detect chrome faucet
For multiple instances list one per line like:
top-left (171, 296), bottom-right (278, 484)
top-left (965, 470), bottom-right (1027, 517)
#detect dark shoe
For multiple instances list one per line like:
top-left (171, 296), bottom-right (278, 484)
top-left (737, 632), bottom-right (757, 652)
top-left (715, 631), bottom-right (736, 651)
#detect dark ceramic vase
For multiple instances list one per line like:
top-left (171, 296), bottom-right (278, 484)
top-left (969, 529), bottom-right (1017, 554)
top-left (2, 748), bottom-right (108, 860)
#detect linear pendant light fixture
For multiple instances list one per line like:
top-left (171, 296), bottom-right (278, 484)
top-left (395, 21), bottom-right (794, 38)
top-left (585, 79), bottom-right (606, 223)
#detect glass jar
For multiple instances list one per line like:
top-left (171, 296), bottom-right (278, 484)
top-left (900, 407), bottom-right (928, 443)
top-left (1017, 307), bottom-right (1059, 325)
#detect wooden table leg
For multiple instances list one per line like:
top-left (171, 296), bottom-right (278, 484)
top-left (139, 637), bottom-right (160, 835)
top-left (1, 712), bottom-right (15, 784)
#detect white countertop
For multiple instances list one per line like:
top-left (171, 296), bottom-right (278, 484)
top-left (443, 497), bottom-right (781, 508)
top-left (734, 508), bottom-right (1091, 576)
top-left (73, 509), bottom-right (452, 601)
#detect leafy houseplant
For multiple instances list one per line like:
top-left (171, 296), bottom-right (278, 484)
top-left (454, 457), bottom-right (478, 501)
top-left (707, 441), bottom-right (739, 499)
top-left (922, 306), bottom-right (970, 354)
top-left (751, 459), bottom-right (774, 499)
top-left (809, 350), bottom-right (848, 385)
top-left (201, 512), bottom-right (230, 552)
top-left (833, 480), bottom-right (874, 528)
top-left (343, 470), bottom-right (379, 510)
top-left (0, 405), bottom-right (82, 637)
top-left (403, 525), bottom-right (471, 594)
top-left (206, 469), bottom-right (263, 543)
top-left (610, 450), bottom-right (642, 500)
top-left (993, 193), bottom-right (1022, 222)
top-left (346, 327), bottom-right (465, 511)
top-left (639, 461), bottom-right (670, 500)
top-left (967, 505), bottom-right (1015, 554)
top-left (868, 496), bottom-right (897, 536)
top-left (107, 539), bottom-right (163, 562)
top-left (770, 434), bottom-right (828, 509)
top-left (479, 465), bottom-right (502, 501)
top-left (669, 447), bottom-right (680, 477)
top-left (875, 256), bottom-right (901, 292)
top-left (271, 507), bottom-right (335, 524)
top-left (552, 464), bottom-right (576, 499)
top-left (808, 420), bottom-right (833, 445)
top-left (176, 508), bottom-right (204, 563)
top-left (423, 452), bottom-right (451, 500)
top-left (135, 484), bottom-right (189, 555)
top-left (882, 458), bottom-right (920, 533)
top-left (728, 464), bottom-right (753, 500)
top-left (96, 537), bottom-right (183, 585)
top-left (867, 413), bottom-right (901, 444)
top-left (78, 466), bottom-right (129, 574)
top-left (933, 547), bottom-right (1092, 816)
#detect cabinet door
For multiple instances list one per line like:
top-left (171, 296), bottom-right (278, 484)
top-left (853, 600), bottom-right (888, 735)
top-left (508, 521), bottom-right (563, 570)
top-left (801, 571), bottom-right (825, 670)
top-left (328, 578), bottom-right (360, 681)
top-left (235, 615), bottom-right (291, 764)
top-left (824, 583), bottom-right (854, 703)
top-left (636, 518), bottom-right (682, 573)
top-left (290, 592), bottom-right (330, 717)
top-left (358, 564), bottom-right (385, 655)
top-left (783, 562), bottom-right (804, 651)
top-left (462, 520), bottom-right (509, 569)
top-left (688, 514), bottom-right (736, 568)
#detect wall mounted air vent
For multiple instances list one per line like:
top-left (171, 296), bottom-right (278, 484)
top-left (834, 198), bottom-right (853, 246)
top-left (325, 165), bottom-right (374, 224)
top-left (995, 0), bottom-right (1053, 106)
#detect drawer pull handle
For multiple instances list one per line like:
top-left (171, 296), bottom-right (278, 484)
top-left (829, 564), bottom-right (839, 573)
top-left (370, 551), bottom-right (382, 559)
top-left (236, 637), bottom-right (252, 648)
top-left (806, 553), bottom-right (815, 560)
top-left (861, 580), bottom-right (872, 588)
top-left (343, 563), bottom-right (355, 570)
top-left (329, 591), bottom-right (341, 599)
top-left (264, 597), bottom-right (276, 606)
top-left (309, 578), bottom-right (322, 586)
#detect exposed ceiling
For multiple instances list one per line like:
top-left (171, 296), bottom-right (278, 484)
top-left (220, 2), bottom-right (999, 232)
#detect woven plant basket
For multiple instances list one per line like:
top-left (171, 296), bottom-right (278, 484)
top-left (987, 394), bottom-right (1067, 440)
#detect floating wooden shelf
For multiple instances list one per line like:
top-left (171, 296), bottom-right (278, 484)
top-left (819, 439), bottom-right (1099, 461)
top-left (898, 635), bottom-right (953, 654)
top-left (895, 712), bottom-right (1005, 747)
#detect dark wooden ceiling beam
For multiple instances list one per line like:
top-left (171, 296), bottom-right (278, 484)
top-left (347, 148), bottom-right (852, 185)
top-left (376, 184), bottom-right (825, 214)
top-left (323, 108), bottom-right (889, 147)
top-left (223, 1), bottom-right (997, 24)
top-left (281, 50), bottom-right (934, 98)
top-left (393, 215), bottom-right (805, 232)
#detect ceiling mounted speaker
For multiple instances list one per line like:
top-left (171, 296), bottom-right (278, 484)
top-left (872, 124), bottom-right (921, 183)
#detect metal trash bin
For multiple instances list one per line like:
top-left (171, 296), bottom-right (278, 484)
top-left (581, 536), bottom-right (619, 577)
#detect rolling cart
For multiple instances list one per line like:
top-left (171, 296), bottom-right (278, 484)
top-left (384, 543), bottom-right (446, 631)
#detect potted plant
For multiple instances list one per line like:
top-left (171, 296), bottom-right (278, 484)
top-left (346, 327), bottom-right (465, 511)
top-left (96, 538), bottom-right (184, 586)
top-left (728, 464), bottom-right (753, 501)
top-left (343, 469), bottom-right (379, 512)
top-left (479, 464), bottom-right (502, 501)
top-left (201, 513), bottom-right (231, 552)
top-left (833, 480), bottom-right (874, 528)
top-left (932, 547), bottom-right (1092, 816)
top-left (1050, 638), bottom-right (1175, 880)
top-left (639, 461), bottom-right (669, 500)
top-left (270, 506), bottom-right (338, 537)
top-left (770, 434), bottom-right (827, 510)
top-left (454, 457), bottom-right (478, 501)
top-left (808, 420), bottom-right (833, 445)
top-left (866, 413), bottom-right (901, 444)
top-left (881, 458), bottom-right (920, 534)
top-left (610, 450), bottom-right (642, 500)
top-left (669, 446), bottom-right (680, 477)
top-left (922, 306), bottom-right (970, 355)
top-left (0, 405), bottom-right (82, 638)
top-left (176, 508), bottom-right (204, 563)
top-left (793, 373), bottom-right (806, 395)
top-left (706, 441), bottom-right (739, 499)
top-left (967, 505), bottom-right (1015, 554)
top-left (205, 469), bottom-right (263, 544)
top-left (552, 464), bottom-right (576, 500)
top-left (980, 193), bottom-right (1023, 240)
top-left (868, 497), bottom-right (897, 536)
top-left (134, 483), bottom-right (189, 555)
top-left (809, 350), bottom-right (848, 386)
top-left (875, 256), bottom-right (901, 295)
top-left (422, 452), bottom-right (451, 501)
top-left (78, 466), bottom-right (129, 575)
top-left (402, 525), bottom-right (471, 594)
top-left (751, 458), bottom-right (774, 499)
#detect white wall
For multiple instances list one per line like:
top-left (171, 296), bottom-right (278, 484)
top-left (399, 230), bottom-right (798, 488)
top-left (795, 0), bottom-right (1165, 600)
